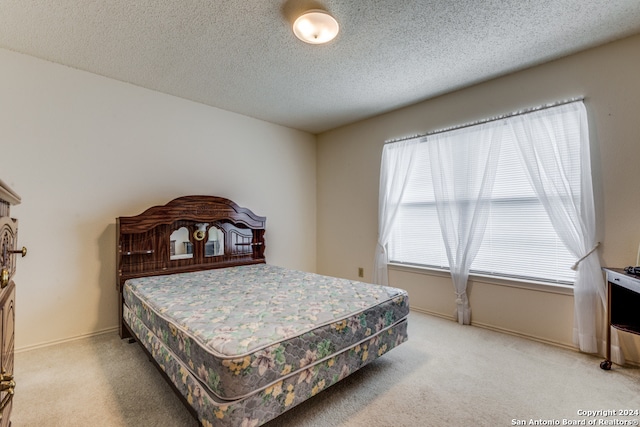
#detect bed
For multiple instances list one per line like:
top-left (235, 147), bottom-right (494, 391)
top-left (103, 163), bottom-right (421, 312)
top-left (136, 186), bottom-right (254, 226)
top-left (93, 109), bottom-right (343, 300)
top-left (116, 195), bottom-right (409, 426)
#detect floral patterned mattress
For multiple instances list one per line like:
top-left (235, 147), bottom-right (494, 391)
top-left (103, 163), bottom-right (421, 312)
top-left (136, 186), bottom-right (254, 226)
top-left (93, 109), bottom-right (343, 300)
top-left (123, 264), bottom-right (409, 401)
top-left (124, 304), bottom-right (408, 426)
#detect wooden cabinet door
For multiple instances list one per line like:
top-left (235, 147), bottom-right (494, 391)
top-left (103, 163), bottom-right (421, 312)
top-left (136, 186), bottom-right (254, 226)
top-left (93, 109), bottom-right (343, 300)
top-left (0, 181), bottom-right (20, 426)
top-left (0, 282), bottom-right (14, 427)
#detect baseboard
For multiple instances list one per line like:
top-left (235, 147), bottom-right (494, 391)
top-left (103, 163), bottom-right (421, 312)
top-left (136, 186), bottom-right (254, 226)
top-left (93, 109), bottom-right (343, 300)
top-left (470, 319), bottom-right (578, 352)
top-left (15, 326), bottom-right (119, 354)
top-left (409, 307), bottom-right (577, 351)
top-left (410, 307), bottom-right (640, 367)
top-left (410, 306), bottom-right (455, 321)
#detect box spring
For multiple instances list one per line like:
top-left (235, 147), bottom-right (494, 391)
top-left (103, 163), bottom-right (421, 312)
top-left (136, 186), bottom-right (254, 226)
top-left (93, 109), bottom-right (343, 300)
top-left (125, 305), bottom-right (407, 426)
top-left (123, 265), bottom-right (409, 401)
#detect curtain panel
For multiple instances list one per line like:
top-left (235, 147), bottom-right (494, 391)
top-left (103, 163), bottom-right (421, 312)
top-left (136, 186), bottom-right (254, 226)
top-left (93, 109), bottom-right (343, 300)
top-left (378, 100), bottom-right (611, 356)
top-left (427, 123), bottom-right (503, 324)
top-left (506, 101), bottom-right (611, 356)
top-left (374, 139), bottom-right (420, 286)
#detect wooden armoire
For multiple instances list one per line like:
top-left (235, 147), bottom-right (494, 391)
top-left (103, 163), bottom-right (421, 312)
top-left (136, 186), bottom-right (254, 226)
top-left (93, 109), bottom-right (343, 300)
top-left (0, 180), bottom-right (24, 426)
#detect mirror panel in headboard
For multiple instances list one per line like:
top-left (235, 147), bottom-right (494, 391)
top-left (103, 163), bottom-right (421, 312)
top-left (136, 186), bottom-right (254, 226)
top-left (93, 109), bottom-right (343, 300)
top-left (116, 196), bottom-right (266, 290)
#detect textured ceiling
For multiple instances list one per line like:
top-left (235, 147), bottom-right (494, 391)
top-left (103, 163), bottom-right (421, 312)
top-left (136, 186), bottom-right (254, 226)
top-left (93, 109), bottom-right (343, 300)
top-left (1, 1), bottom-right (640, 134)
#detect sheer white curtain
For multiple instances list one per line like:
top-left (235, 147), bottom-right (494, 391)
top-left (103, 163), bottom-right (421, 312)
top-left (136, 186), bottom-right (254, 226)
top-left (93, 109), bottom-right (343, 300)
top-left (427, 124), bottom-right (503, 324)
top-left (506, 101), bottom-right (611, 355)
top-left (374, 139), bottom-right (420, 286)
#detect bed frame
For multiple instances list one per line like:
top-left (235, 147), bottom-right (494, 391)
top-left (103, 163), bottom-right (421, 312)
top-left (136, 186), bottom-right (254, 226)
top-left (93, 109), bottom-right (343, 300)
top-left (116, 195), bottom-right (266, 339)
top-left (116, 195), bottom-right (409, 426)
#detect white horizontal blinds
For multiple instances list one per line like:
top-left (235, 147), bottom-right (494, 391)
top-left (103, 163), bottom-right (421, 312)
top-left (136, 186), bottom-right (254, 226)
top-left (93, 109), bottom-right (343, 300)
top-left (387, 107), bottom-right (580, 284)
top-left (388, 146), bottom-right (448, 268)
top-left (474, 123), bottom-right (577, 283)
top-left (390, 201), bottom-right (448, 267)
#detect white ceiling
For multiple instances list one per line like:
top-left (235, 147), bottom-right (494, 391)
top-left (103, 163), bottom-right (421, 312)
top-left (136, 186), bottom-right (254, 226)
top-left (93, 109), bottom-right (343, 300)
top-left (1, 1), bottom-right (640, 134)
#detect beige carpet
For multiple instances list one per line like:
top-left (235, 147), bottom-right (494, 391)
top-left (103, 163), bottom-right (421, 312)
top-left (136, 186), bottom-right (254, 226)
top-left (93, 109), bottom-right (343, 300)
top-left (12, 311), bottom-right (640, 426)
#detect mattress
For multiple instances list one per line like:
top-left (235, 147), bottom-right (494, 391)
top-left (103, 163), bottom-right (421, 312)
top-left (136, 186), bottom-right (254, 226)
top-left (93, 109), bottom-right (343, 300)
top-left (122, 264), bottom-right (410, 402)
top-left (124, 304), bottom-right (408, 426)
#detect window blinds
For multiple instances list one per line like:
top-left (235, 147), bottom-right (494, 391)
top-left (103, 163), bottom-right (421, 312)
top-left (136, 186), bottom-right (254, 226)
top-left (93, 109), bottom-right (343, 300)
top-left (387, 113), bottom-right (579, 284)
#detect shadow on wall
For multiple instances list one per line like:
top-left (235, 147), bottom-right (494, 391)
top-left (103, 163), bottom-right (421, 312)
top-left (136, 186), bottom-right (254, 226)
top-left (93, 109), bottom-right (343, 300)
top-left (96, 223), bottom-right (118, 333)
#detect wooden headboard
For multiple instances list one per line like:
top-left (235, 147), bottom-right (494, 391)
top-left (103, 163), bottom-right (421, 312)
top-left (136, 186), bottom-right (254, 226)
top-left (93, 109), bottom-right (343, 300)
top-left (116, 195), bottom-right (266, 338)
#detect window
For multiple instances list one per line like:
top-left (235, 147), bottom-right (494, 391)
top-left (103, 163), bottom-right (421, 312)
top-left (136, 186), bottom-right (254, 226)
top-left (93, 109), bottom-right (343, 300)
top-left (386, 107), bottom-right (584, 285)
top-left (378, 101), bottom-right (604, 349)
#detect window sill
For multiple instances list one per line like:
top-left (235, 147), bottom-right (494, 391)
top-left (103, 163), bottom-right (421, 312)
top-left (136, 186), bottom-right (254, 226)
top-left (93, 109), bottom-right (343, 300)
top-left (387, 263), bottom-right (574, 296)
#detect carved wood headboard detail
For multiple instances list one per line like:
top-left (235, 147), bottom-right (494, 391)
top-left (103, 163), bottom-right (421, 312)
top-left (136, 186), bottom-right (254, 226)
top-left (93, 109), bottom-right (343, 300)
top-left (116, 195), bottom-right (266, 289)
top-left (116, 195), bottom-right (266, 338)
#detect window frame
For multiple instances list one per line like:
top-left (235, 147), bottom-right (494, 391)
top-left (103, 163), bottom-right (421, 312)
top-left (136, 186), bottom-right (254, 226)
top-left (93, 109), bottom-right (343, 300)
top-left (385, 111), bottom-right (582, 286)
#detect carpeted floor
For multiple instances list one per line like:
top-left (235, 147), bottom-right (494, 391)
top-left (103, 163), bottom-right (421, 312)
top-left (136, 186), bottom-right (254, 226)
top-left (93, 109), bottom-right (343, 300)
top-left (12, 311), bottom-right (640, 426)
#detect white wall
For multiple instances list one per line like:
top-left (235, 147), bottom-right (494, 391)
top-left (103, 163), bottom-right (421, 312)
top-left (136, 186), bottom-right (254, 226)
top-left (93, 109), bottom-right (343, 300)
top-left (0, 48), bottom-right (317, 351)
top-left (317, 34), bottom-right (640, 363)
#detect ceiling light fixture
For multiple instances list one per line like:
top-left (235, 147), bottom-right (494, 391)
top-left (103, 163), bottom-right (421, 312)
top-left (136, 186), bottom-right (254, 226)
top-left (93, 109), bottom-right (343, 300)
top-left (293, 10), bottom-right (339, 44)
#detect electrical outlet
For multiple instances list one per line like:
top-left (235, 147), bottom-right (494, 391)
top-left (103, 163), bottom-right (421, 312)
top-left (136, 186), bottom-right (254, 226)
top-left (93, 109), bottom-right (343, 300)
top-left (358, 267), bottom-right (364, 278)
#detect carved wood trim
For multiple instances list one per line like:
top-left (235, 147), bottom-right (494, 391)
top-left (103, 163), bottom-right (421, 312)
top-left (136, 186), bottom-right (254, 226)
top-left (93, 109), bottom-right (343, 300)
top-left (116, 196), bottom-right (267, 338)
top-left (0, 180), bottom-right (20, 208)
top-left (118, 196), bottom-right (265, 233)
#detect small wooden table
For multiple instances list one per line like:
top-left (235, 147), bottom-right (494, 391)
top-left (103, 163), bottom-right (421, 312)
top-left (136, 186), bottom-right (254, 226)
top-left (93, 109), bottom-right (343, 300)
top-left (601, 268), bottom-right (640, 370)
